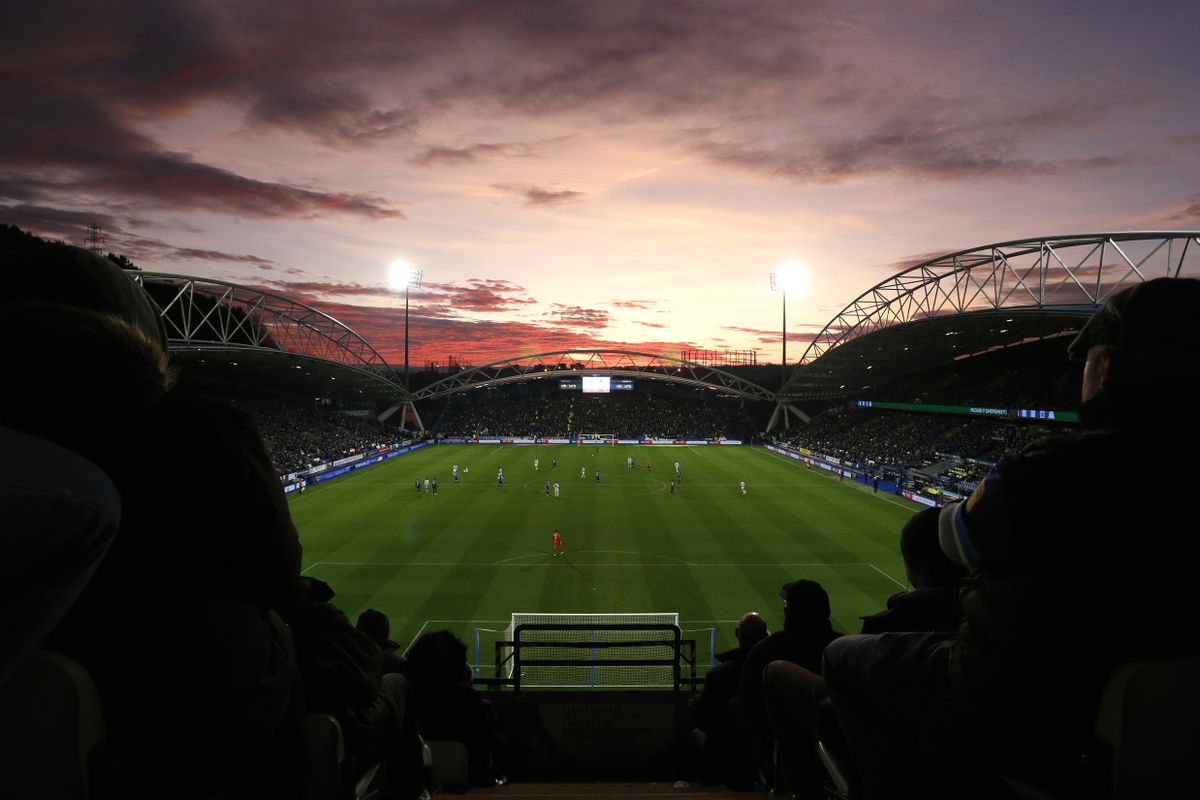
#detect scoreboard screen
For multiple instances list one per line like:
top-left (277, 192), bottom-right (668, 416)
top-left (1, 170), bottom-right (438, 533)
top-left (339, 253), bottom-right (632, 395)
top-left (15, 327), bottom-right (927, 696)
top-left (582, 376), bottom-right (611, 394)
top-left (565, 376), bottom-right (635, 393)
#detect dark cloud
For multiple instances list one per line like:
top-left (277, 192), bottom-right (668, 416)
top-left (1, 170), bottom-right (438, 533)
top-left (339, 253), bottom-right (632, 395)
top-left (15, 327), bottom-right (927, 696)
top-left (685, 106), bottom-right (1130, 183)
top-left (493, 183), bottom-right (584, 207)
top-left (256, 276), bottom-right (538, 316)
top-left (408, 141), bottom-right (538, 167)
top-left (548, 304), bottom-right (610, 328)
top-left (882, 249), bottom-right (964, 272)
top-left (1172, 194), bottom-right (1200, 220)
top-left (426, 279), bottom-right (539, 313)
top-left (722, 325), bottom-right (820, 346)
top-left (0, 48), bottom-right (402, 223)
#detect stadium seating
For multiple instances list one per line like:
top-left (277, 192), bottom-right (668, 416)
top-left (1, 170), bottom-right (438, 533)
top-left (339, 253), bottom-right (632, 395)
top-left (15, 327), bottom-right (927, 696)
top-left (427, 740), bottom-right (471, 791)
top-left (304, 713), bottom-right (346, 800)
top-left (1093, 656), bottom-right (1200, 799)
top-left (0, 650), bottom-right (107, 800)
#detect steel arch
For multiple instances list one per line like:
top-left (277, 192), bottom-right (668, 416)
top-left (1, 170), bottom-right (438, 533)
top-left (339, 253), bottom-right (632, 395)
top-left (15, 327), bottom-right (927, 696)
top-left (131, 272), bottom-right (405, 394)
top-left (780, 232), bottom-right (1200, 399)
top-left (411, 349), bottom-right (776, 402)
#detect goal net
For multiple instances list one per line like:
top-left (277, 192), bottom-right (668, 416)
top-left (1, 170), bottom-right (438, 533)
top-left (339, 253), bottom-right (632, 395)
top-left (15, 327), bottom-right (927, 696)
top-left (502, 612), bottom-right (681, 688)
top-left (577, 434), bottom-right (616, 444)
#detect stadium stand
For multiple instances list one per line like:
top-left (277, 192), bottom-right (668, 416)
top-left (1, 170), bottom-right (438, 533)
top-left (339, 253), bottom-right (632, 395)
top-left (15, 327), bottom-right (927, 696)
top-left (438, 385), bottom-right (755, 440)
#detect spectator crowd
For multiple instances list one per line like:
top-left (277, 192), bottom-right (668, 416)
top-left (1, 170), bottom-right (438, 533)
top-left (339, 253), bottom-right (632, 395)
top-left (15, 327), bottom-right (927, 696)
top-left (438, 389), bottom-right (755, 441)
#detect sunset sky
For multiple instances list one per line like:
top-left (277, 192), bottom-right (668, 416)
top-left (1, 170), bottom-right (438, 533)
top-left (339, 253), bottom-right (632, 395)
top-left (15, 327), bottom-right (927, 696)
top-left (3, 0), bottom-right (1198, 366)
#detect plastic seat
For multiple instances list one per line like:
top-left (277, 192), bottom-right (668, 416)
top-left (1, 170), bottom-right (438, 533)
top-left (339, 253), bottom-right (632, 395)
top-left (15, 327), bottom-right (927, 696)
top-left (427, 740), bottom-right (470, 791)
top-left (0, 650), bottom-right (107, 799)
top-left (305, 713), bottom-right (345, 800)
top-left (1093, 656), bottom-right (1200, 799)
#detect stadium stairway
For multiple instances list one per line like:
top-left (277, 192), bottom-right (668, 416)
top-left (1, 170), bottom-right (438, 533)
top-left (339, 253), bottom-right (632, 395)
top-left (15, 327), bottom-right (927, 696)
top-left (485, 782), bottom-right (746, 799)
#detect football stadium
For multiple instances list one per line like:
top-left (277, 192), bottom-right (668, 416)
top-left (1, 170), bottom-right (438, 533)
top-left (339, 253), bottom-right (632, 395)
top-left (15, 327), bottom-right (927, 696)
top-left (6, 224), bottom-right (1200, 800)
top-left (6, 5), bottom-right (1200, 798)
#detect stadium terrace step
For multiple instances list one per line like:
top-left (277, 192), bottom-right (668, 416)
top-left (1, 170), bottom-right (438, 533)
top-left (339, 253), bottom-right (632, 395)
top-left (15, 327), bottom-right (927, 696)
top-left (486, 783), bottom-right (746, 799)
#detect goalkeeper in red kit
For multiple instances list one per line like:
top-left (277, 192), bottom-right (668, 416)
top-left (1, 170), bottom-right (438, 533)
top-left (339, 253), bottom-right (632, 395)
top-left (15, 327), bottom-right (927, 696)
top-left (552, 529), bottom-right (563, 557)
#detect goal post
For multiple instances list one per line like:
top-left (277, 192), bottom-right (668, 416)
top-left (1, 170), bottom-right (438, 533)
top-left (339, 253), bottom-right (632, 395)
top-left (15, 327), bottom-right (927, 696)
top-left (498, 612), bottom-right (684, 689)
top-left (576, 434), bottom-right (616, 445)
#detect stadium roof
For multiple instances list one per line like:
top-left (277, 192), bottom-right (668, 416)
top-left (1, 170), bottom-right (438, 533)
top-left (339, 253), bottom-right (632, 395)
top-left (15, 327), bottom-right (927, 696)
top-left (780, 232), bottom-right (1200, 401)
top-left (131, 273), bottom-right (406, 402)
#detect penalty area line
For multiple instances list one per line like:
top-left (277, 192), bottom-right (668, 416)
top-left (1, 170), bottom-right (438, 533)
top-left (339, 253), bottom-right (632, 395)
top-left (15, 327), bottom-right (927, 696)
top-left (868, 563), bottom-right (908, 590)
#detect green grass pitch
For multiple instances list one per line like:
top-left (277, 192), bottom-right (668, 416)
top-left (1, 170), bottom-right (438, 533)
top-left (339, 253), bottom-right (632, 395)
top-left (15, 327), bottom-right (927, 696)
top-left (289, 444), bottom-right (923, 672)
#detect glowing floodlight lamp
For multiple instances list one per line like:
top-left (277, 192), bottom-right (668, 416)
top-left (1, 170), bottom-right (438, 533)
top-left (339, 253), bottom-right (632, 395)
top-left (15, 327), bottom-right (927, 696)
top-left (388, 259), bottom-right (424, 390)
top-left (769, 260), bottom-right (808, 381)
top-left (388, 259), bottom-right (423, 290)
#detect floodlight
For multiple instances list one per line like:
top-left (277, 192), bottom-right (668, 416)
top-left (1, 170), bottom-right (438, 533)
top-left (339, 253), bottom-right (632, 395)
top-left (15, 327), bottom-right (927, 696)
top-left (389, 259), bottom-right (423, 290)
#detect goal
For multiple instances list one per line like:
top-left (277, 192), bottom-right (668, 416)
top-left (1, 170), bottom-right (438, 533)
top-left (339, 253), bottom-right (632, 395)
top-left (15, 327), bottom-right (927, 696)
top-left (501, 612), bottom-right (681, 688)
top-left (577, 434), bottom-right (616, 445)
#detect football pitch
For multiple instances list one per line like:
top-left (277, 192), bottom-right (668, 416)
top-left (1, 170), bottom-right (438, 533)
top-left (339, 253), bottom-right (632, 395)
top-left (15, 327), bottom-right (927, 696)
top-left (289, 444), bottom-right (923, 673)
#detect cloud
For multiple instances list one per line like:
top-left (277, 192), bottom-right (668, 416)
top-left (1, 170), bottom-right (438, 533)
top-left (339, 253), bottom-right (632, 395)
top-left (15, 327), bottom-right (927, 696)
top-left (881, 249), bottom-right (964, 272)
top-left (0, 66), bottom-right (402, 222)
top-left (684, 108), bottom-right (1130, 183)
top-left (291, 297), bottom-right (688, 365)
top-left (255, 276), bottom-right (539, 316)
top-left (611, 299), bottom-right (655, 309)
top-left (722, 325), bottom-right (820, 346)
top-left (493, 183), bottom-right (584, 207)
top-left (1172, 194), bottom-right (1200, 221)
top-left (633, 320), bottom-right (666, 328)
top-left (408, 141), bottom-right (538, 167)
top-left (548, 304), bottom-right (610, 328)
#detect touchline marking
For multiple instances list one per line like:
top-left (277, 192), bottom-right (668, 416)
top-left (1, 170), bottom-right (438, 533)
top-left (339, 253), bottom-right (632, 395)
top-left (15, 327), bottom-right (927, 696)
top-left (868, 563), bottom-right (908, 590)
top-left (758, 448), bottom-right (919, 513)
top-left (403, 620), bottom-right (430, 655)
top-left (303, 560), bottom-right (872, 569)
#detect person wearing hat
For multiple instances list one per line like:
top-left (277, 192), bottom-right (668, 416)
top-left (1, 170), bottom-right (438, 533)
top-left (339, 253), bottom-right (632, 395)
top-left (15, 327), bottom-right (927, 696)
top-left (859, 506), bottom-right (966, 634)
top-left (819, 277), bottom-right (1200, 799)
top-left (734, 579), bottom-right (841, 786)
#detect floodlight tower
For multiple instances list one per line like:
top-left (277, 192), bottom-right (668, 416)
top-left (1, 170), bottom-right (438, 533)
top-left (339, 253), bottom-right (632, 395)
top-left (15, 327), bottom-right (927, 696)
top-left (769, 262), bottom-right (802, 386)
top-left (389, 260), bottom-right (423, 390)
top-left (768, 262), bottom-right (806, 431)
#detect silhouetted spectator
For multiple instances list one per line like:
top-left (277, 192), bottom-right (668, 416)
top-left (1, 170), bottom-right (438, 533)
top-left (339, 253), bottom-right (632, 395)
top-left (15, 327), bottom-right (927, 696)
top-left (689, 612), bottom-right (768, 785)
top-left (284, 578), bottom-right (418, 792)
top-left (859, 507), bottom-right (966, 634)
top-left (357, 608), bottom-right (408, 675)
top-left (406, 630), bottom-right (506, 787)
top-left (735, 580), bottom-right (841, 785)
top-left (1, 237), bottom-right (307, 797)
top-left (823, 278), bottom-right (1200, 798)
top-left (0, 426), bottom-right (120, 683)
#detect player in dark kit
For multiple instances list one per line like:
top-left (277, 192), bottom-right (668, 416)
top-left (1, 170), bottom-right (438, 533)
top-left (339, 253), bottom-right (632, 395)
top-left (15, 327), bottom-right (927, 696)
top-left (545, 480), bottom-right (550, 496)
top-left (552, 529), bottom-right (563, 557)
top-left (669, 480), bottom-right (675, 495)
top-left (431, 478), bottom-right (438, 495)
top-left (552, 458), bottom-right (558, 470)
top-left (415, 479), bottom-right (421, 496)
top-left (594, 470), bottom-right (600, 484)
